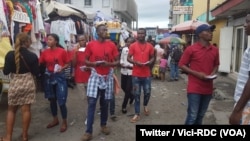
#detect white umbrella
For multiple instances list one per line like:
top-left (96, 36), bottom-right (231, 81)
top-left (45, 1), bottom-right (85, 19)
top-left (171, 20), bottom-right (208, 34)
top-left (171, 20), bottom-right (209, 44)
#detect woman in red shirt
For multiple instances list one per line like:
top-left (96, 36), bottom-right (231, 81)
top-left (72, 35), bottom-right (91, 124)
top-left (39, 33), bottom-right (70, 132)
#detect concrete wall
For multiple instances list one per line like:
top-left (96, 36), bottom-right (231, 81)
top-left (192, 0), bottom-right (227, 46)
top-left (192, 0), bottom-right (226, 20)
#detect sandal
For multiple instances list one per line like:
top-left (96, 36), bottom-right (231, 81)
top-left (144, 108), bottom-right (150, 116)
top-left (130, 115), bottom-right (140, 123)
top-left (60, 124), bottom-right (67, 133)
top-left (21, 135), bottom-right (28, 141)
top-left (0, 137), bottom-right (7, 141)
top-left (22, 138), bottom-right (28, 141)
top-left (46, 121), bottom-right (59, 128)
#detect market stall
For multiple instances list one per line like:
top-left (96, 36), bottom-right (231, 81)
top-left (0, 0), bottom-right (45, 99)
top-left (44, 1), bottom-right (92, 48)
top-left (92, 11), bottom-right (133, 48)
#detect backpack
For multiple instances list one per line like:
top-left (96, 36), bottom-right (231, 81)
top-left (172, 47), bottom-right (182, 62)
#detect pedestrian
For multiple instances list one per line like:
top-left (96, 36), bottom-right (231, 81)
top-left (127, 28), bottom-right (155, 123)
top-left (148, 40), bottom-right (157, 77)
top-left (72, 35), bottom-right (91, 125)
top-left (169, 44), bottom-right (182, 81)
top-left (155, 43), bottom-right (165, 65)
top-left (178, 24), bottom-right (219, 125)
top-left (159, 54), bottom-right (168, 81)
top-left (229, 14), bottom-right (250, 125)
top-left (108, 41), bottom-right (121, 121)
top-left (39, 33), bottom-right (70, 132)
top-left (1, 32), bottom-right (39, 141)
top-left (81, 24), bottom-right (119, 141)
top-left (120, 37), bottom-right (135, 114)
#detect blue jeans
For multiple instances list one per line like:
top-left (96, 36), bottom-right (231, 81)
top-left (132, 77), bottom-right (151, 115)
top-left (86, 89), bottom-right (109, 134)
top-left (109, 93), bottom-right (115, 115)
top-left (185, 93), bottom-right (212, 125)
top-left (49, 98), bottom-right (67, 119)
top-left (49, 84), bottom-right (67, 119)
top-left (170, 62), bottom-right (179, 80)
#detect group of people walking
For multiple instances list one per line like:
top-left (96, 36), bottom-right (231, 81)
top-left (1, 13), bottom-right (250, 141)
top-left (0, 24), bottom-right (154, 141)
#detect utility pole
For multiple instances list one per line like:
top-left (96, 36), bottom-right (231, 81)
top-left (206, 0), bottom-right (210, 22)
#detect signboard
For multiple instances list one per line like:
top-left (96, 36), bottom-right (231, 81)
top-left (173, 6), bottom-right (193, 14)
top-left (12, 10), bottom-right (30, 23)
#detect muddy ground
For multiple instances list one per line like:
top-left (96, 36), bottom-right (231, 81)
top-left (0, 71), bottom-right (236, 141)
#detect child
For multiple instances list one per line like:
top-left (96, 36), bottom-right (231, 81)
top-left (159, 54), bottom-right (168, 81)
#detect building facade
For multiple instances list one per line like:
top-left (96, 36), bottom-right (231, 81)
top-left (192, 0), bottom-right (226, 47)
top-left (169, 0), bottom-right (250, 75)
top-left (211, 0), bottom-right (250, 75)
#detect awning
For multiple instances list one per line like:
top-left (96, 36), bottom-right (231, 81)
top-left (64, 4), bottom-right (96, 21)
top-left (45, 1), bottom-right (86, 19)
top-left (211, 0), bottom-right (249, 18)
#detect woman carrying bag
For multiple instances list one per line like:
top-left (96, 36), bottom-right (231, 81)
top-left (1, 32), bottom-right (39, 141)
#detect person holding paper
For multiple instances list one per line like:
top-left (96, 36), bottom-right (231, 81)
top-left (39, 33), bottom-right (70, 132)
top-left (81, 24), bottom-right (119, 141)
top-left (178, 24), bottom-right (219, 125)
top-left (120, 37), bottom-right (135, 114)
top-left (72, 35), bottom-right (91, 125)
top-left (127, 28), bottom-right (155, 123)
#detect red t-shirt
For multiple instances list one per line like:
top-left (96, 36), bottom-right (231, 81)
top-left (178, 42), bottom-right (220, 94)
top-left (84, 40), bottom-right (119, 75)
top-left (74, 48), bottom-right (91, 83)
top-left (39, 47), bottom-right (70, 72)
top-left (67, 50), bottom-right (75, 61)
top-left (129, 42), bottom-right (154, 77)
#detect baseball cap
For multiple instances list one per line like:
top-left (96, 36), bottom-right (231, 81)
top-left (195, 24), bottom-right (216, 35)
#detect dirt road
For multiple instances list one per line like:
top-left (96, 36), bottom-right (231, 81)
top-left (0, 72), bottom-right (236, 141)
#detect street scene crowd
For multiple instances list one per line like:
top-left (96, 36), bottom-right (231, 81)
top-left (0, 0), bottom-right (250, 141)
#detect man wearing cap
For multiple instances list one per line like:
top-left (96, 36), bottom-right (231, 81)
top-left (178, 24), bottom-right (220, 125)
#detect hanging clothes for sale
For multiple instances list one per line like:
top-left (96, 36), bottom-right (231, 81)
top-left (50, 18), bottom-right (77, 48)
top-left (0, 0), bottom-right (13, 68)
top-left (2, 0), bottom-right (45, 57)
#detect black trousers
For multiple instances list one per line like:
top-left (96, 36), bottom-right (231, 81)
top-left (121, 74), bottom-right (133, 109)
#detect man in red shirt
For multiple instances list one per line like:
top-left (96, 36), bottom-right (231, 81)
top-left (178, 24), bottom-right (219, 125)
top-left (127, 28), bottom-right (155, 123)
top-left (81, 24), bottom-right (119, 141)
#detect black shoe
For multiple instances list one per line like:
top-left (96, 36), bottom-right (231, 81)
top-left (122, 109), bottom-right (127, 114)
top-left (67, 83), bottom-right (74, 89)
top-left (129, 99), bottom-right (134, 105)
top-left (110, 115), bottom-right (117, 121)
